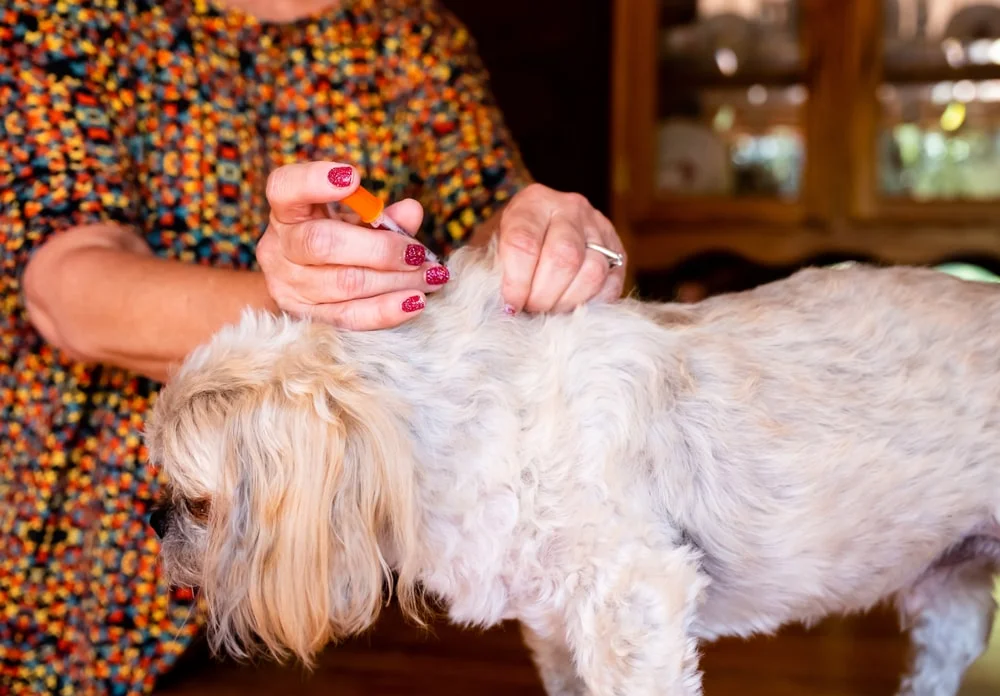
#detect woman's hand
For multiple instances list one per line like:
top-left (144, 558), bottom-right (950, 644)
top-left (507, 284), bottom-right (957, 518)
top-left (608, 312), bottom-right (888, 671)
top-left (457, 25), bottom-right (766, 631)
top-left (486, 183), bottom-right (626, 315)
top-left (256, 161), bottom-right (449, 330)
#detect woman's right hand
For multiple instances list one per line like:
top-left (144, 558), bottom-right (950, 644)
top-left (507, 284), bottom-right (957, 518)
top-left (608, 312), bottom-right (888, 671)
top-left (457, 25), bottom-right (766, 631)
top-left (256, 161), bottom-right (449, 330)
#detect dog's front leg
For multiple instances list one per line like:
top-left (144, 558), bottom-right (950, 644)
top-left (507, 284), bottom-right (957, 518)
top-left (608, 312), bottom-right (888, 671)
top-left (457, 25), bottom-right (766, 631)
top-left (565, 544), bottom-right (708, 696)
top-left (520, 621), bottom-right (590, 695)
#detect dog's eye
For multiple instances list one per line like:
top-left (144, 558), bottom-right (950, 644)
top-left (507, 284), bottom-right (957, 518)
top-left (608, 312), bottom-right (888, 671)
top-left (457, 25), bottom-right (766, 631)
top-left (183, 497), bottom-right (211, 522)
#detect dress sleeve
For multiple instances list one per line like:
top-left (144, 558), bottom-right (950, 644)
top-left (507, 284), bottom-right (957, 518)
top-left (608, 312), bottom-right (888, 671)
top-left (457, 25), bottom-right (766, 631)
top-left (401, 5), bottom-right (534, 255)
top-left (0, 3), bottom-right (137, 295)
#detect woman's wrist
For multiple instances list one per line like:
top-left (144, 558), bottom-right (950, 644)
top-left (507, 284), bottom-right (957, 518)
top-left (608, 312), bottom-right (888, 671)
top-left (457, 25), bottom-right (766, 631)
top-left (24, 222), bottom-right (278, 380)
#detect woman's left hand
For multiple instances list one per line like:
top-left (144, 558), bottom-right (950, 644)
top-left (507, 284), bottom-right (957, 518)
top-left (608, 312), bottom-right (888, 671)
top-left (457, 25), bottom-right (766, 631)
top-left (488, 183), bottom-right (627, 314)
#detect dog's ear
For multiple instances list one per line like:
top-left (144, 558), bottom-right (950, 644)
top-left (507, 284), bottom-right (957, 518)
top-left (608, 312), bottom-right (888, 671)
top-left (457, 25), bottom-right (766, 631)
top-left (202, 359), bottom-right (421, 668)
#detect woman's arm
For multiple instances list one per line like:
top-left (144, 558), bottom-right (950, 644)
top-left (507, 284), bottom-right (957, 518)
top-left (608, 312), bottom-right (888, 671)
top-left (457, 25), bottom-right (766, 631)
top-left (24, 222), bottom-right (278, 383)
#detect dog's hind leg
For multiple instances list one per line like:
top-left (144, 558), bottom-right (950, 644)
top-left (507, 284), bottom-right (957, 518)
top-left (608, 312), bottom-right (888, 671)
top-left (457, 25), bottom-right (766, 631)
top-left (520, 621), bottom-right (589, 696)
top-left (896, 552), bottom-right (997, 696)
top-left (565, 543), bottom-right (708, 696)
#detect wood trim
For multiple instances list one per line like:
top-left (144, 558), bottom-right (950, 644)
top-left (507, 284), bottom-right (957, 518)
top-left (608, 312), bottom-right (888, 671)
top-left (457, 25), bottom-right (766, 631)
top-left (802, 0), bottom-right (850, 228)
top-left (629, 0), bottom-right (660, 222)
top-left (846, 0), bottom-right (883, 221)
top-left (609, 0), bottom-right (637, 292)
top-left (629, 223), bottom-right (1000, 271)
top-left (870, 198), bottom-right (1000, 222)
top-left (882, 62), bottom-right (1000, 84)
top-left (639, 197), bottom-right (806, 225)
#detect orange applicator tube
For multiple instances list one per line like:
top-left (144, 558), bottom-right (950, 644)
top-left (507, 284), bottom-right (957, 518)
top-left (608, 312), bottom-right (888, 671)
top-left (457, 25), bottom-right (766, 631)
top-left (332, 186), bottom-right (439, 263)
top-left (341, 186), bottom-right (407, 235)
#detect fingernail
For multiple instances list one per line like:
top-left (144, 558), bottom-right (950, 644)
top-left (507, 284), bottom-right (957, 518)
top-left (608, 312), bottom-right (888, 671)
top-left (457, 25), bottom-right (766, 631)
top-left (405, 244), bottom-right (426, 266)
top-left (327, 166), bottom-right (353, 188)
top-left (425, 265), bottom-right (450, 285)
top-left (503, 304), bottom-right (516, 315)
top-left (402, 295), bottom-right (425, 313)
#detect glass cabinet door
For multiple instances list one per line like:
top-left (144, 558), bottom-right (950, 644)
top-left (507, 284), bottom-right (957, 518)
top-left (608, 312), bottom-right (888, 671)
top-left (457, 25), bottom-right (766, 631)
top-left (878, 0), bottom-right (1000, 203)
top-left (655, 0), bottom-right (808, 201)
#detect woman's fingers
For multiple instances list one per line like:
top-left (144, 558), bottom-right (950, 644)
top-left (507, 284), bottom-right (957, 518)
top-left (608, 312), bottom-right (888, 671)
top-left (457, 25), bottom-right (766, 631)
top-left (274, 217), bottom-right (431, 271)
top-left (288, 261), bottom-right (449, 305)
top-left (383, 198), bottom-right (424, 235)
top-left (554, 211), bottom-right (623, 311)
top-left (552, 252), bottom-right (611, 314)
top-left (266, 161), bottom-right (362, 225)
top-left (258, 160), bottom-right (447, 330)
top-left (495, 185), bottom-right (627, 314)
top-left (522, 210), bottom-right (587, 313)
top-left (496, 204), bottom-right (546, 314)
top-left (595, 265), bottom-right (626, 303)
top-left (265, 161), bottom-right (432, 270)
top-left (593, 210), bottom-right (627, 302)
top-left (306, 290), bottom-right (428, 331)
top-left (327, 197), bottom-right (424, 236)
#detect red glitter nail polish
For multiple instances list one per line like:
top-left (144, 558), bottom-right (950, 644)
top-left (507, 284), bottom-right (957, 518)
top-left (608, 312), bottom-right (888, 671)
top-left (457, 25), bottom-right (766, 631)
top-left (402, 295), bottom-right (425, 313)
top-left (425, 265), bottom-right (450, 285)
top-left (327, 166), bottom-right (353, 187)
top-left (405, 244), bottom-right (426, 266)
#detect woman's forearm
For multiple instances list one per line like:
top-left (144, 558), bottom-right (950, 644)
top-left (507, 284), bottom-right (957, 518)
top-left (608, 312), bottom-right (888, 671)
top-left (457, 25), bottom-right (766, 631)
top-left (24, 223), bottom-right (278, 382)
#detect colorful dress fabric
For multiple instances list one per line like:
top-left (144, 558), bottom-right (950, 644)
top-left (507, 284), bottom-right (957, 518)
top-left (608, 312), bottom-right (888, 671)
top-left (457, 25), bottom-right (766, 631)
top-left (0, 0), bottom-right (531, 692)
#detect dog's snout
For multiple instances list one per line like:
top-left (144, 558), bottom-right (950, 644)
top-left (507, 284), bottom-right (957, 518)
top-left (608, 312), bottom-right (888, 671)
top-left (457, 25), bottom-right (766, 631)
top-left (148, 506), bottom-right (169, 539)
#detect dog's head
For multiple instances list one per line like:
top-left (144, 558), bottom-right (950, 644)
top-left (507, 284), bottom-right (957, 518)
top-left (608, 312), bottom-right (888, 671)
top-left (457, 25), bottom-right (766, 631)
top-left (145, 311), bottom-right (421, 666)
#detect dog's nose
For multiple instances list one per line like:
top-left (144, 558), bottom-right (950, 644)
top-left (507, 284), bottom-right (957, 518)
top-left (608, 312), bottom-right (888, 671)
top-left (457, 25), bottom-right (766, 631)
top-left (148, 506), bottom-right (169, 539)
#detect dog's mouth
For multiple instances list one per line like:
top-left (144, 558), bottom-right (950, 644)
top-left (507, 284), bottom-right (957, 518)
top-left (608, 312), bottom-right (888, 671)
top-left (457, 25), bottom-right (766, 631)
top-left (149, 502), bottom-right (210, 590)
top-left (156, 534), bottom-right (207, 590)
top-left (148, 497), bottom-right (211, 531)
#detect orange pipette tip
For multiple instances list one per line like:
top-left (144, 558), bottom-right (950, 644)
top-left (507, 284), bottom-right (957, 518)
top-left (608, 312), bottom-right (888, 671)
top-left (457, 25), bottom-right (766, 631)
top-left (336, 186), bottom-right (439, 262)
top-left (341, 186), bottom-right (386, 225)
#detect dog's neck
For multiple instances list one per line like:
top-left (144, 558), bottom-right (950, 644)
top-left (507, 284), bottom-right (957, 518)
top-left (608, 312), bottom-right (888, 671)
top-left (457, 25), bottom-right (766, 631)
top-left (330, 245), bottom-right (561, 616)
top-left (329, 245), bottom-right (691, 623)
top-left (335, 244), bottom-right (525, 482)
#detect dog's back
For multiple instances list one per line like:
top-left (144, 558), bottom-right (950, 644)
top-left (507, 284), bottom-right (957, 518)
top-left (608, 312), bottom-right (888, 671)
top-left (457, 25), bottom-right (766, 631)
top-left (428, 254), bottom-right (1000, 628)
top-left (625, 264), bottom-right (1000, 638)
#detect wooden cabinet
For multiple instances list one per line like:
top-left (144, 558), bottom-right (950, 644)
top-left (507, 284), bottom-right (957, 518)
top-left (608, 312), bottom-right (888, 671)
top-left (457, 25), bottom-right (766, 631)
top-left (612, 0), bottom-right (1000, 294)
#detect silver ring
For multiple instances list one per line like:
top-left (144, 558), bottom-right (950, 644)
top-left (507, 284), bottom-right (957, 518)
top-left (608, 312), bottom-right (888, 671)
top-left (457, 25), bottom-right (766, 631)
top-left (585, 242), bottom-right (624, 269)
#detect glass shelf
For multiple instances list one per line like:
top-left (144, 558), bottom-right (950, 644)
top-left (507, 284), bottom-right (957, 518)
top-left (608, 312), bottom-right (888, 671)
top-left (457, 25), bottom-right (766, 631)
top-left (656, 0), bottom-right (805, 200)
top-left (879, 0), bottom-right (1000, 201)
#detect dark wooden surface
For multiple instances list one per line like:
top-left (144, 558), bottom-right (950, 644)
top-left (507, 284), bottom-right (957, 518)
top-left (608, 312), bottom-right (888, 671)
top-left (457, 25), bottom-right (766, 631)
top-left (156, 600), bottom-right (1000, 695)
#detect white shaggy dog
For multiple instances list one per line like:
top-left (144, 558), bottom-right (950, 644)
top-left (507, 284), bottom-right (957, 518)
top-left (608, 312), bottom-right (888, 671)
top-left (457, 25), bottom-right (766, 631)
top-left (146, 241), bottom-right (1000, 696)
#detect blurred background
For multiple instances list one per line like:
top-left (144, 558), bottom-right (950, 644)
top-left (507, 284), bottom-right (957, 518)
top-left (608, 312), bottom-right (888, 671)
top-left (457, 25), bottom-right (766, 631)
top-left (619, 0), bottom-right (1000, 303)
top-left (156, 1), bottom-right (1000, 693)
top-left (459, 0), bottom-right (1000, 303)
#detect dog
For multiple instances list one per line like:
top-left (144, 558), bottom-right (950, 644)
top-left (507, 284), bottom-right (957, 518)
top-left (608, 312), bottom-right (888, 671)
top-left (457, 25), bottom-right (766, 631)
top-left (146, 240), bottom-right (1000, 696)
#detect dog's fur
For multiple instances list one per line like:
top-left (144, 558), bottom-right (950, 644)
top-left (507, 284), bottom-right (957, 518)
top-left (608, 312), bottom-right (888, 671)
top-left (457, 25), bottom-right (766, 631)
top-left (147, 241), bottom-right (1000, 695)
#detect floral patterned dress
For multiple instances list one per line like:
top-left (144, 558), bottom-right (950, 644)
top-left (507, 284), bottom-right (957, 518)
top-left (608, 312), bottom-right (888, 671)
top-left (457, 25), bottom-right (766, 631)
top-left (0, 0), bottom-right (531, 692)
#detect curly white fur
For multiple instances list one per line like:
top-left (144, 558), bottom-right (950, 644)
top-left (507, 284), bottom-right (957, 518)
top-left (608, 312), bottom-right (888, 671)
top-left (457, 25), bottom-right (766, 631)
top-left (146, 241), bottom-right (1000, 696)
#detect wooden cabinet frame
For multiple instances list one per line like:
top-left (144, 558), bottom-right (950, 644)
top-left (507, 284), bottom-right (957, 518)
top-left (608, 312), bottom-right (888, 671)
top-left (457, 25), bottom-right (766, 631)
top-left (611, 0), bottom-right (1000, 285)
